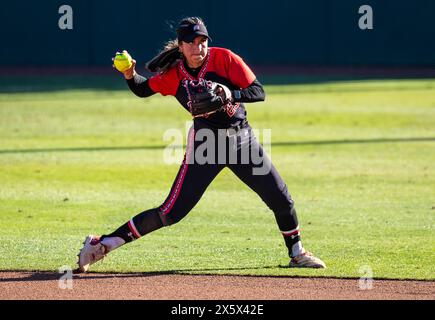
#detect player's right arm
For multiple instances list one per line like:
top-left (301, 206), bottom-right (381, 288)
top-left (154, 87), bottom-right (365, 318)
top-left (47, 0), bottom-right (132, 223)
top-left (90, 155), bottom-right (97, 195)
top-left (112, 51), bottom-right (156, 98)
top-left (126, 73), bottom-right (156, 98)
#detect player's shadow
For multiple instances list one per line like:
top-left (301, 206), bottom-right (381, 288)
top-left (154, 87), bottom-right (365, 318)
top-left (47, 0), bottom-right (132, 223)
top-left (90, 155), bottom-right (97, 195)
top-left (1, 269), bottom-right (430, 283)
top-left (272, 136), bottom-right (435, 147)
top-left (0, 265), bottom-right (289, 283)
top-left (0, 136), bottom-right (434, 155)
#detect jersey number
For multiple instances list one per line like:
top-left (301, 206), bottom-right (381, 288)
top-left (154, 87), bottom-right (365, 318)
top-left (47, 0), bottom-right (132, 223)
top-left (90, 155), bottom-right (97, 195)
top-left (224, 102), bottom-right (240, 117)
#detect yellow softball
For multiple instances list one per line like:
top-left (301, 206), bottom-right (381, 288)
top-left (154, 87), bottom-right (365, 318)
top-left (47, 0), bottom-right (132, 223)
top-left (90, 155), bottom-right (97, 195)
top-left (113, 51), bottom-right (133, 72)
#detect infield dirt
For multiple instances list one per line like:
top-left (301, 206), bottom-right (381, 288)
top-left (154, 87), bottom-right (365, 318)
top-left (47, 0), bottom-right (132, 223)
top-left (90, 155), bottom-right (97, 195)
top-left (0, 271), bottom-right (433, 300)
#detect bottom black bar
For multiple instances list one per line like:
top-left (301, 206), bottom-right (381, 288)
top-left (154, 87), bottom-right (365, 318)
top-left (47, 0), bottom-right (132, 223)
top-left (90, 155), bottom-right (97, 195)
top-left (0, 300), bottom-right (432, 318)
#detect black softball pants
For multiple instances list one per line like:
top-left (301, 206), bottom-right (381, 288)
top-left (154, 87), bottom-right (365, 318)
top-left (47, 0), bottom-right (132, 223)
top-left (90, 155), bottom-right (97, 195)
top-left (152, 124), bottom-right (301, 254)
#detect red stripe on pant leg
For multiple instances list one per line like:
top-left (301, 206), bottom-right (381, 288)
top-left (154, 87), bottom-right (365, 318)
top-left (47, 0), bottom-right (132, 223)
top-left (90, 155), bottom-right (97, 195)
top-left (160, 128), bottom-right (195, 215)
top-left (282, 229), bottom-right (300, 237)
top-left (127, 220), bottom-right (141, 239)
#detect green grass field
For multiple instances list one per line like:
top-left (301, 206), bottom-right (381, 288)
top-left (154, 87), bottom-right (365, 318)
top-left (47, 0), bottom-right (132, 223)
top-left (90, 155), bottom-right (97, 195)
top-left (0, 75), bottom-right (434, 280)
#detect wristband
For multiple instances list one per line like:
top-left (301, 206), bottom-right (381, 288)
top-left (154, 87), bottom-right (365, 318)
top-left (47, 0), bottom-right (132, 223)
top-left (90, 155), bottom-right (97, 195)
top-left (233, 90), bottom-right (242, 101)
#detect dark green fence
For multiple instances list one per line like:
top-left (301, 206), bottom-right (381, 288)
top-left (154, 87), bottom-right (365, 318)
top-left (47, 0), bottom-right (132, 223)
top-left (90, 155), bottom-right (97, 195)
top-left (1, 0), bottom-right (434, 67)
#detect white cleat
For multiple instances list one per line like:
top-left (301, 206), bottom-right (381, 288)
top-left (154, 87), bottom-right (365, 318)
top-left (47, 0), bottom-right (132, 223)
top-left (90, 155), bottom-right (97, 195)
top-left (289, 251), bottom-right (327, 269)
top-left (77, 235), bottom-right (107, 272)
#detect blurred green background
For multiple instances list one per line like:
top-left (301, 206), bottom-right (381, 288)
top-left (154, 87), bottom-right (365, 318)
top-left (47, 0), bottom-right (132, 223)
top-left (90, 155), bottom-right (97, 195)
top-left (0, 75), bottom-right (433, 279)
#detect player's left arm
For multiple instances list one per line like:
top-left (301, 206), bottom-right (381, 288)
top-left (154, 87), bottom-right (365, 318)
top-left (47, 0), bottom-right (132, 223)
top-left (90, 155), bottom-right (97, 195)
top-left (232, 79), bottom-right (265, 103)
top-left (226, 50), bottom-right (265, 103)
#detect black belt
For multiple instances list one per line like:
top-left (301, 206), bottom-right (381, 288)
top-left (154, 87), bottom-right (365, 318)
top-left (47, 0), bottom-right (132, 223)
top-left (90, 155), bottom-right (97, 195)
top-left (226, 120), bottom-right (249, 137)
top-left (195, 120), bottom-right (249, 137)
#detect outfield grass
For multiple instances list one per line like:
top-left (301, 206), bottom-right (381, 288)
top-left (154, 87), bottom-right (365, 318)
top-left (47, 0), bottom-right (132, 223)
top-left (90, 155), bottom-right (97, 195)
top-left (0, 76), bottom-right (434, 280)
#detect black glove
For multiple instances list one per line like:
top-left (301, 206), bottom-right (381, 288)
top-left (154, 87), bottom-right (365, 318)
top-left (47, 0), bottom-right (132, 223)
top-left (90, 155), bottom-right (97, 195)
top-left (184, 79), bottom-right (233, 118)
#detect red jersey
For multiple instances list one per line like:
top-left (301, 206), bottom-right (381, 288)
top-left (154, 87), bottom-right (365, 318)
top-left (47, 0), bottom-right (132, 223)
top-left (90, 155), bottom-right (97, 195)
top-left (148, 47), bottom-right (256, 129)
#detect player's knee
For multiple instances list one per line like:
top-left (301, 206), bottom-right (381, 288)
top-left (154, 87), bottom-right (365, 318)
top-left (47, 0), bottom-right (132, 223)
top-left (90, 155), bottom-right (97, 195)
top-left (267, 184), bottom-right (294, 213)
top-left (158, 208), bottom-right (189, 226)
top-left (271, 202), bottom-right (295, 219)
top-left (159, 214), bottom-right (178, 226)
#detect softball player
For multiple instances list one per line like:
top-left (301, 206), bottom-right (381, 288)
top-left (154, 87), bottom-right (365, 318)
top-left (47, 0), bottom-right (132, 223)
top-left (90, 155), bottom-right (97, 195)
top-left (78, 17), bottom-right (326, 272)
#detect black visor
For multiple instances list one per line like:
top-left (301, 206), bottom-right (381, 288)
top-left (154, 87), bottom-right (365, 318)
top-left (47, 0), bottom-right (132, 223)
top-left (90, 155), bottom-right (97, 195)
top-left (177, 23), bottom-right (212, 43)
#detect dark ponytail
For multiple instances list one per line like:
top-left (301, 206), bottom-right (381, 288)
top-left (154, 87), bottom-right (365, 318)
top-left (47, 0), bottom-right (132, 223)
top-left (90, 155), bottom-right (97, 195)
top-left (145, 44), bottom-right (181, 73)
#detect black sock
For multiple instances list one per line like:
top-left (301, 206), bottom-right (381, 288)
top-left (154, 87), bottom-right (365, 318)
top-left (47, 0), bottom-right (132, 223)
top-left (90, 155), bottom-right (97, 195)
top-left (283, 233), bottom-right (301, 257)
top-left (101, 208), bottom-right (164, 243)
top-left (273, 204), bottom-right (301, 257)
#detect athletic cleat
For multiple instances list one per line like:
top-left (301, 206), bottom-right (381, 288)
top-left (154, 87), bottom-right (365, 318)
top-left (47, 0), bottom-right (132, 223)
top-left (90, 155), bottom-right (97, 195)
top-left (77, 235), bottom-right (107, 272)
top-left (289, 251), bottom-right (326, 269)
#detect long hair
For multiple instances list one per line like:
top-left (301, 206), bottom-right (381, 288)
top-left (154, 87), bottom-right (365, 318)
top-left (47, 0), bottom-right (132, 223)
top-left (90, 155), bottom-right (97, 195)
top-left (145, 17), bottom-right (206, 73)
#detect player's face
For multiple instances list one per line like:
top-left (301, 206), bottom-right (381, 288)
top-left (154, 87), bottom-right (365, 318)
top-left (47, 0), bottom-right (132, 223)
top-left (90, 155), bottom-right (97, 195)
top-left (180, 36), bottom-right (208, 68)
